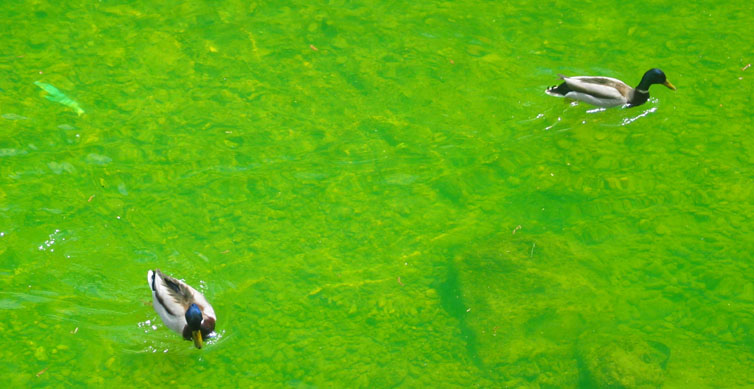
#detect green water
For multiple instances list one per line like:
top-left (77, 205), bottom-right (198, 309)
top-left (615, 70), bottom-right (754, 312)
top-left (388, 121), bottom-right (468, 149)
top-left (2, 0), bottom-right (753, 387)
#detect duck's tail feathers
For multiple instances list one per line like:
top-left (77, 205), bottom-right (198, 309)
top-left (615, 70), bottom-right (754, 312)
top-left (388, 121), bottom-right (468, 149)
top-left (545, 82), bottom-right (572, 97)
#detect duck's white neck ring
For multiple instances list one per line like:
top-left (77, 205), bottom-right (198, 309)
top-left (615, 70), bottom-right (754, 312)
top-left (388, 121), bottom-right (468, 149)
top-left (636, 88), bottom-right (649, 94)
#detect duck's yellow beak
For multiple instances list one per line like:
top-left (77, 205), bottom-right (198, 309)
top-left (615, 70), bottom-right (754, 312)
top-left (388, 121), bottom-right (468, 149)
top-left (192, 330), bottom-right (203, 349)
top-left (663, 80), bottom-right (676, 90)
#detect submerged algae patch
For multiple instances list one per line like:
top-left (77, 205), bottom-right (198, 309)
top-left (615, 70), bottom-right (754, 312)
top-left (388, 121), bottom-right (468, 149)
top-left (577, 332), bottom-right (668, 388)
top-left (447, 232), bottom-right (603, 386)
top-left (434, 260), bottom-right (483, 368)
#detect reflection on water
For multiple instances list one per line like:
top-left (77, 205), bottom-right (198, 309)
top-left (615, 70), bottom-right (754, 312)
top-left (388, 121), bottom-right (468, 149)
top-left (621, 106), bottom-right (658, 126)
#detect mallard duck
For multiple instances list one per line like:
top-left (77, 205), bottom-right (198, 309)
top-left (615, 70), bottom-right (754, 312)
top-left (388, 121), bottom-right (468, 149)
top-left (147, 269), bottom-right (216, 349)
top-left (545, 68), bottom-right (676, 107)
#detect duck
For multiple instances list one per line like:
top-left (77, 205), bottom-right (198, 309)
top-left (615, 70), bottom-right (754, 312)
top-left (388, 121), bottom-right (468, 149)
top-left (147, 269), bottom-right (216, 349)
top-left (545, 68), bottom-right (676, 108)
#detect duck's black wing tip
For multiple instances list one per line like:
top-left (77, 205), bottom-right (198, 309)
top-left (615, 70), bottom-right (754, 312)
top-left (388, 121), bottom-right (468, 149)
top-left (546, 82), bottom-right (571, 96)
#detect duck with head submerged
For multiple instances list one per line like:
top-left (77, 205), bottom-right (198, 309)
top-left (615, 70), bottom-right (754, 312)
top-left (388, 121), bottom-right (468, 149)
top-left (147, 269), bottom-right (216, 349)
top-left (545, 68), bottom-right (676, 108)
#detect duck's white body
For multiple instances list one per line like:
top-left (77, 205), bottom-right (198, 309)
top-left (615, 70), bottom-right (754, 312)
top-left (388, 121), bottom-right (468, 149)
top-left (548, 76), bottom-right (633, 107)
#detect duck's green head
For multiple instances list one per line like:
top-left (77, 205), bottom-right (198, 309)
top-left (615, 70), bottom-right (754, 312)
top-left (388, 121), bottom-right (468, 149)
top-left (640, 68), bottom-right (676, 91)
top-left (185, 303), bottom-right (204, 349)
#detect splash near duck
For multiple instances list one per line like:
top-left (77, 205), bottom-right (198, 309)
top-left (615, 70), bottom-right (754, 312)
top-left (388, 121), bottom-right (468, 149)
top-left (34, 81), bottom-right (85, 116)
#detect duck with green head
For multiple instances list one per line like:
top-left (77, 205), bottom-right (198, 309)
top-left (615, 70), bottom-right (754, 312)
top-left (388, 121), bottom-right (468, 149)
top-left (147, 269), bottom-right (216, 349)
top-left (545, 68), bottom-right (676, 107)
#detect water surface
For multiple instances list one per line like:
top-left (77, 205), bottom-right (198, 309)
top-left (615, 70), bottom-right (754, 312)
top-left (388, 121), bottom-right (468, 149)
top-left (1, 0), bottom-right (753, 387)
